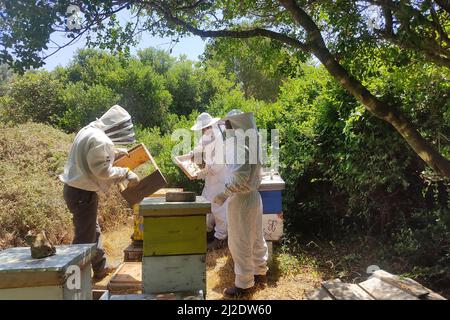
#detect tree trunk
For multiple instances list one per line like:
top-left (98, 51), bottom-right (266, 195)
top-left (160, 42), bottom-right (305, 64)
top-left (313, 45), bottom-right (450, 178)
top-left (278, 0), bottom-right (450, 178)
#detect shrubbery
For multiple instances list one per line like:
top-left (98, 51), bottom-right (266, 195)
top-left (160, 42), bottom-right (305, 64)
top-left (0, 42), bottom-right (449, 286)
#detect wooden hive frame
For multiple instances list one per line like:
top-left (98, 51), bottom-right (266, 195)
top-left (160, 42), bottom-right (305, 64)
top-left (173, 153), bottom-right (202, 180)
top-left (114, 143), bottom-right (168, 206)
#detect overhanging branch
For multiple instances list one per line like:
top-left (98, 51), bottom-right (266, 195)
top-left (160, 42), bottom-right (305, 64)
top-left (146, 1), bottom-right (311, 53)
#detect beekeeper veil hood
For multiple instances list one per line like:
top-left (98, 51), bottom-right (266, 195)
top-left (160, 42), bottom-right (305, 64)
top-left (93, 105), bottom-right (135, 145)
top-left (225, 111), bottom-right (256, 131)
top-left (224, 111), bottom-right (262, 165)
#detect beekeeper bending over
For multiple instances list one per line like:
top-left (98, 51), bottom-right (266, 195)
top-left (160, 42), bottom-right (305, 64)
top-left (191, 112), bottom-right (228, 251)
top-left (214, 110), bottom-right (268, 297)
top-left (59, 105), bottom-right (140, 280)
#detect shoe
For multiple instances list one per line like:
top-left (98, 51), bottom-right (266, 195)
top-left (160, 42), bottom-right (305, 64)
top-left (254, 274), bottom-right (267, 284)
top-left (207, 237), bottom-right (226, 251)
top-left (93, 264), bottom-right (117, 281)
top-left (223, 286), bottom-right (253, 297)
top-left (207, 231), bottom-right (215, 242)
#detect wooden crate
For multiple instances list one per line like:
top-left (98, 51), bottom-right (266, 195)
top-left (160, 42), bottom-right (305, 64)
top-left (142, 255), bottom-right (206, 294)
top-left (143, 215), bottom-right (206, 256)
top-left (123, 242), bottom-right (143, 262)
top-left (114, 143), bottom-right (168, 206)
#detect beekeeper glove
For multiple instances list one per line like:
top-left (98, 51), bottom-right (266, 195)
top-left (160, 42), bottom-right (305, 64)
top-left (213, 192), bottom-right (228, 206)
top-left (197, 166), bottom-right (215, 180)
top-left (114, 147), bottom-right (129, 158)
top-left (126, 170), bottom-right (140, 188)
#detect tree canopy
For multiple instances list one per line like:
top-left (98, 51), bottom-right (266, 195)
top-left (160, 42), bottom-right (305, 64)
top-left (1, 0), bottom-right (449, 178)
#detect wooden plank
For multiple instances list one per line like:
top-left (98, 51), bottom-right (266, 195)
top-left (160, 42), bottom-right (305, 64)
top-left (358, 277), bottom-right (418, 300)
top-left (425, 291), bottom-right (447, 300)
top-left (142, 255), bottom-right (205, 294)
top-left (372, 270), bottom-right (430, 298)
top-left (322, 279), bottom-right (375, 300)
top-left (108, 262), bottom-right (142, 293)
top-left (109, 291), bottom-right (204, 300)
top-left (143, 215), bottom-right (206, 256)
top-left (306, 288), bottom-right (333, 300)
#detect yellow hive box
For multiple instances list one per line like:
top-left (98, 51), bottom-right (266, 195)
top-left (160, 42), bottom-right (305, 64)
top-left (132, 188), bottom-right (183, 241)
top-left (143, 215), bottom-right (206, 256)
top-left (139, 196), bottom-right (210, 256)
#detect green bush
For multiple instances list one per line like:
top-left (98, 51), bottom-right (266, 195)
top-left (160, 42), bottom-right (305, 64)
top-left (0, 71), bottom-right (65, 125)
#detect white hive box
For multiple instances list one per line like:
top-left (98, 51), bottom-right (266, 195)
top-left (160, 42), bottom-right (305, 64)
top-left (0, 244), bottom-right (96, 300)
top-left (262, 213), bottom-right (284, 241)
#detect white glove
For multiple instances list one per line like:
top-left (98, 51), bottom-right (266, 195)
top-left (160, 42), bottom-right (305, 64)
top-left (126, 170), bottom-right (140, 188)
top-left (115, 148), bottom-right (129, 157)
top-left (213, 192), bottom-right (228, 206)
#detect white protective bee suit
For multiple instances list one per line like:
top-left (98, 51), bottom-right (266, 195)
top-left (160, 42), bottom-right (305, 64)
top-left (59, 104), bottom-right (136, 192)
top-left (216, 111), bottom-right (268, 289)
top-left (191, 112), bottom-right (228, 241)
top-left (197, 126), bottom-right (228, 241)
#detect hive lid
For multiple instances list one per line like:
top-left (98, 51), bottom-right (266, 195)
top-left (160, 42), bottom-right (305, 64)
top-left (0, 244), bottom-right (96, 289)
top-left (259, 173), bottom-right (285, 191)
top-left (139, 196), bottom-right (211, 217)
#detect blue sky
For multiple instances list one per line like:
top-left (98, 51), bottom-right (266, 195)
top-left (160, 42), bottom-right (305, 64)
top-left (43, 9), bottom-right (206, 70)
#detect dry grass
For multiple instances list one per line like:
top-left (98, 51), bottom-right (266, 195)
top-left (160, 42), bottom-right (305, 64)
top-left (102, 219), bottom-right (134, 266)
top-left (206, 246), bottom-right (322, 300)
top-left (0, 122), bottom-right (134, 249)
top-left (99, 224), bottom-right (324, 300)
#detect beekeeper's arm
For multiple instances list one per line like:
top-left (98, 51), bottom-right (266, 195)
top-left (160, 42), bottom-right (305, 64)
top-left (86, 138), bottom-right (137, 185)
top-left (213, 146), bottom-right (252, 205)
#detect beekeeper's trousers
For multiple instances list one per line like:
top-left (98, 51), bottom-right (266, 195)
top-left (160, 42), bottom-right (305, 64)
top-left (63, 184), bottom-right (106, 275)
top-left (227, 190), bottom-right (268, 289)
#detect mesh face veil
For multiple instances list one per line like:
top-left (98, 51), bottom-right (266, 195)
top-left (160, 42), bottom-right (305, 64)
top-left (103, 118), bottom-right (136, 145)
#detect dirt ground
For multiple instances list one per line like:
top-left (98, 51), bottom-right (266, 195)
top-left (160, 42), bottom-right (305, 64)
top-left (98, 223), bottom-right (322, 300)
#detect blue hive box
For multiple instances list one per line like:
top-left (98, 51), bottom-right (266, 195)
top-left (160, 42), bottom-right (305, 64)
top-left (259, 172), bottom-right (285, 214)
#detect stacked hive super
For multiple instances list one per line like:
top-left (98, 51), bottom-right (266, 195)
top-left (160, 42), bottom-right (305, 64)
top-left (259, 172), bottom-right (285, 259)
top-left (139, 196), bottom-right (210, 297)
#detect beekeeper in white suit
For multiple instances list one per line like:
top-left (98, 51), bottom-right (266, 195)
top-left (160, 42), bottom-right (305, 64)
top-left (191, 112), bottom-right (228, 250)
top-left (214, 110), bottom-right (268, 297)
top-left (60, 105), bottom-right (140, 280)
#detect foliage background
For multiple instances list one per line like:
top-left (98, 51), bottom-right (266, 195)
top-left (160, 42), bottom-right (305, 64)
top-left (0, 43), bottom-right (449, 292)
